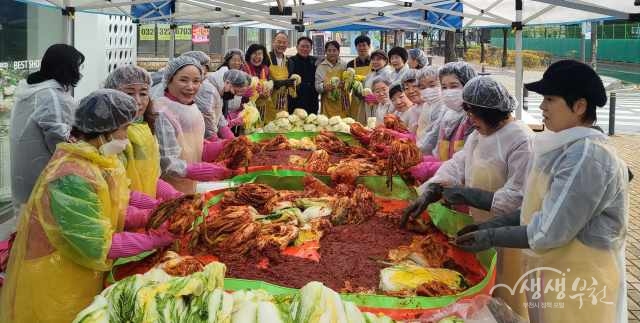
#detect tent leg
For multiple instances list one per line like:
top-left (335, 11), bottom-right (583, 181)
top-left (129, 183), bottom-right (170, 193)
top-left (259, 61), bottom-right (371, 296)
top-left (591, 21), bottom-right (598, 69)
top-left (62, 6), bottom-right (75, 46)
top-left (502, 28), bottom-right (508, 68)
top-left (169, 24), bottom-right (176, 58)
top-left (515, 0), bottom-right (524, 120)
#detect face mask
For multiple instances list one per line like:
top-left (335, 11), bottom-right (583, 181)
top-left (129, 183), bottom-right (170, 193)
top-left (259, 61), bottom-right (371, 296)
top-left (99, 136), bottom-right (130, 156)
top-left (442, 89), bottom-right (464, 112)
top-left (421, 87), bottom-right (441, 104)
top-left (222, 92), bottom-right (235, 100)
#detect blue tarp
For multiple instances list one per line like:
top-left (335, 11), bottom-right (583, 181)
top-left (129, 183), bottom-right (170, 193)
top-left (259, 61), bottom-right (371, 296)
top-left (131, 1), bottom-right (175, 22)
top-left (313, 2), bottom-right (462, 31)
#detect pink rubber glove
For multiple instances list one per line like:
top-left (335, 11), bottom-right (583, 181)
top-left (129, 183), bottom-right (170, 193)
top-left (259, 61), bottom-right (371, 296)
top-left (108, 230), bottom-right (175, 259)
top-left (156, 178), bottom-right (184, 201)
top-left (129, 190), bottom-right (159, 210)
top-left (243, 88), bottom-right (256, 98)
top-left (125, 206), bottom-right (151, 230)
top-left (228, 116), bottom-right (244, 128)
top-left (364, 94), bottom-right (378, 104)
top-left (385, 129), bottom-right (416, 141)
top-left (202, 139), bottom-right (230, 162)
top-left (186, 162), bottom-right (233, 181)
top-left (218, 126), bottom-right (235, 139)
top-left (408, 161), bottom-right (442, 184)
top-left (422, 155), bottom-right (440, 163)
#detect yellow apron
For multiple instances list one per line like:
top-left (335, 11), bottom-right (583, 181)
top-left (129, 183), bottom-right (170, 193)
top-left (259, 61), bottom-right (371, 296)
top-left (465, 143), bottom-right (527, 318)
top-left (350, 61), bottom-right (371, 123)
top-left (0, 142), bottom-right (129, 323)
top-left (321, 65), bottom-right (348, 118)
top-left (520, 171), bottom-right (623, 323)
top-left (267, 55), bottom-right (290, 123)
top-left (123, 122), bottom-right (161, 197)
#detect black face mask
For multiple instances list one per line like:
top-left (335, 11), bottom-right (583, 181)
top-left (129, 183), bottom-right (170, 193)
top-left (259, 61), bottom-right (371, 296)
top-left (222, 92), bottom-right (235, 100)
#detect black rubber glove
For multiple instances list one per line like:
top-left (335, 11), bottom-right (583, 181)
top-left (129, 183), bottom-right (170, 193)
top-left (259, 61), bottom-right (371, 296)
top-left (400, 183), bottom-right (443, 228)
top-left (455, 225), bottom-right (529, 252)
top-left (443, 186), bottom-right (495, 211)
top-left (456, 208), bottom-right (521, 237)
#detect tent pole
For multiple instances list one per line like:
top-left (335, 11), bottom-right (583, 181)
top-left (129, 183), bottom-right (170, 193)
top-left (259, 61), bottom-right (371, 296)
top-left (62, 4), bottom-right (75, 46)
top-left (591, 21), bottom-right (598, 70)
top-left (515, 0), bottom-right (523, 120)
top-left (169, 23), bottom-right (176, 58)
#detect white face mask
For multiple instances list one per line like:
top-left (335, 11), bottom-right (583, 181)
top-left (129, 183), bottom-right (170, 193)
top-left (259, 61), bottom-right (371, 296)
top-left (421, 87), bottom-right (441, 104)
top-left (99, 136), bottom-right (130, 156)
top-left (442, 88), bottom-right (464, 112)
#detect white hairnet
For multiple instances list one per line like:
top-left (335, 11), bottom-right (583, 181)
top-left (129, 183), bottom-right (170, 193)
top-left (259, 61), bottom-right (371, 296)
top-left (371, 75), bottom-right (392, 88)
top-left (75, 89), bottom-right (137, 133)
top-left (439, 61), bottom-right (477, 86)
top-left (416, 65), bottom-right (439, 80)
top-left (181, 51), bottom-right (211, 66)
top-left (401, 69), bottom-right (417, 84)
top-left (408, 49), bottom-right (429, 67)
top-left (463, 76), bottom-right (516, 112)
top-left (163, 56), bottom-right (203, 83)
top-left (223, 69), bottom-right (251, 86)
top-left (104, 65), bottom-right (152, 89)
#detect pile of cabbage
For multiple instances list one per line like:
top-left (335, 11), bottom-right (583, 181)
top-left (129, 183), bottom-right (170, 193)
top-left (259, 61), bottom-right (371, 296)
top-left (262, 108), bottom-right (358, 133)
top-left (74, 262), bottom-right (394, 323)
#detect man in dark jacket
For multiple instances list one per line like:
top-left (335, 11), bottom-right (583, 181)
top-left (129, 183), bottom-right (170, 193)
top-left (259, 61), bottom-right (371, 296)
top-left (288, 36), bottom-right (319, 114)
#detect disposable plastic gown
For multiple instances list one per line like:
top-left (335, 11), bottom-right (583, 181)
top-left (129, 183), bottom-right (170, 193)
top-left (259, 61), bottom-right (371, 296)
top-left (0, 141), bottom-right (129, 323)
top-left (421, 121), bottom-right (534, 217)
top-left (122, 121), bottom-right (161, 197)
top-left (375, 101), bottom-right (395, 125)
top-left (393, 106), bottom-right (421, 133)
top-left (10, 79), bottom-right (75, 206)
top-left (153, 96), bottom-right (205, 194)
top-left (389, 64), bottom-right (410, 84)
top-left (520, 127), bottom-right (628, 323)
top-left (208, 70), bottom-right (231, 130)
top-left (416, 101), bottom-right (446, 155)
top-left (195, 79), bottom-right (220, 138)
top-left (209, 68), bottom-right (242, 113)
top-left (364, 66), bottom-right (393, 89)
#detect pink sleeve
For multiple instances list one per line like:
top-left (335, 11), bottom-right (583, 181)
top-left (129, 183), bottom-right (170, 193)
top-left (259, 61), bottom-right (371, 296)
top-left (218, 126), bottom-right (235, 139)
top-left (108, 231), bottom-right (174, 259)
top-left (129, 190), bottom-right (159, 210)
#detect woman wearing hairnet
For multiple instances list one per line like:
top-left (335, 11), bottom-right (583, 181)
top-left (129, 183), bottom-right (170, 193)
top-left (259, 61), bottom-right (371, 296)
top-left (208, 68), bottom-right (252, 137)
top-left (209, 49), bottom-right (245, 133)
top-left (407, 61), bottom-right (478, 183)
top-left (153, 56), bottom-right (232, 194)
top-left (8, 44), bottom-right (84, 240)
top-left (403, 76), bottom-right (534, 316)
top-left (415, 66), bottom-right (446, 155)
top-left (0, 90), bottom-right (175, 323)
top-left (455, 60), bottom-right (629, 323)
top-left (104, 65), bottom-right (183, 207)
top-left (408, 48), bottom-right (429, 70)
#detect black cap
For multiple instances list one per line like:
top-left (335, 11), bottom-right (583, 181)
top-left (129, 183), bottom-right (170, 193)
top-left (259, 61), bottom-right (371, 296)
top-left (525, 59), bottom-right (607, 107)
top-left (370, 49), bottom-right (388, 61)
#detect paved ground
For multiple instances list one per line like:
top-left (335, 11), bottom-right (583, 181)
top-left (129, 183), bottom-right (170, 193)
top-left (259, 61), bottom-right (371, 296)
top-left (609, 135), bottom-right (640, 322)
